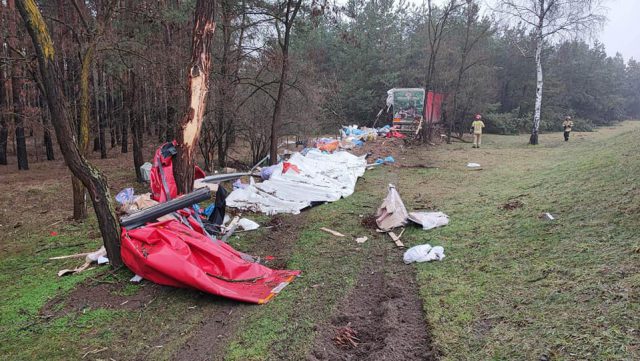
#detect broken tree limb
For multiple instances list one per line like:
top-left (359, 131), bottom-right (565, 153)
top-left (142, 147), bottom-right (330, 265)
top-left (320, 227), bottom-right (346, 237)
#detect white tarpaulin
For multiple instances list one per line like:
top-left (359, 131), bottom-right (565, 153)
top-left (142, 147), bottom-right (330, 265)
top-left (226, 150), bottom-right (367, 214)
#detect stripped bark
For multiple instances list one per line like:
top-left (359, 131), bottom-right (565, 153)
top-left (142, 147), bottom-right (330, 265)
top-left (173, 0), bottom-right (216, 194)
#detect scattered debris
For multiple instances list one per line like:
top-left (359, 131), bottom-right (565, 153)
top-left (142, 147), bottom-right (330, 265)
top-left (501, 199), bottom-right (524, 210)
top-left (467, 162), bottom-right (482, 169)
top-left (49, 252), bottom-right (92, 260)
top-left (403, 244), bottom-right (445, 264)
top-left (140, 162), bottom-right (152, 181)
top-left (237, 218), bottom-right (260, 231)
top-left (375, 184), bottom-right (409, 231)
top-left (321, 227), bottom-right (345, 237)
top-left (82, 347), bottom-right (108, 359)
top-left (333, 326), bottom-right (360, 349)
top-left (226, 151), bottom-right (366, 215)
top-left (355, 236), bottom-right (368, 244)
top-left (540, 212), bottom-right (555, 220)
top-left (56, 246), bottom-right (108, 277)
top-left (130, 274), bottom-right (144, 283)
top-left (389, 229), bottom-right (405, 247)
top-left (407, 211), bottom-right (449, 230)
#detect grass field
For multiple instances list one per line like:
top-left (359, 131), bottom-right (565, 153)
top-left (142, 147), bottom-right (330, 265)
top-left (0, 122), bottom-right (638, 360)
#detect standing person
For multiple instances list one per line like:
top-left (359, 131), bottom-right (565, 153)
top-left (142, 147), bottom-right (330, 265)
top-left (470, 114), bottom-right (485, 148)
top-left (562, 116), bottom-right (574, 141)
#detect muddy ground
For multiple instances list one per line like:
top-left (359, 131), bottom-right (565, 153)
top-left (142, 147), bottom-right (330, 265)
top-left (307, 239), bottom-right (437, 361)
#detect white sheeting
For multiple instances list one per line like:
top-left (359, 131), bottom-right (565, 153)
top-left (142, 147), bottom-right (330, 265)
top-left (226, 150), bottom-right (367, 214)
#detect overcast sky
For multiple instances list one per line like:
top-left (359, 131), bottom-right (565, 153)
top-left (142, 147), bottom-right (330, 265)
top-left (597, 0), bottom-right (640, 61)
top-left (426, 0), bottom-right (640, 61)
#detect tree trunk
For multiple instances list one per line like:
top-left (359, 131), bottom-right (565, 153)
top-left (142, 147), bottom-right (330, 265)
top-left (94, 66), bottom-right (107, 158)
top-left (73, 45), bottom-right (96, 220)
top-left (530, 33), bottom-right (543, 145)
top-left (0, 48), bottom-right (8, 165)
top-left (0, 123), bottom-right (7, 165)
top-left (268, 0), bottom-right (302, 165)
top-left (13, 66), bottom-right (29, 170)
top-left (17, 0), bottom-right (122, 267)
top-left (269, 58), bottom-right (288, 165)
top-left (129, 72), bottom-right (144, 183)
top-left (173, 0), bottom-right (216, 194)
top-left (121, 91), bottom-right (129, 153)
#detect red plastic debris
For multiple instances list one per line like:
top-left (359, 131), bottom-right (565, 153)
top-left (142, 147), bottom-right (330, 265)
top-left (121, 220), bottom-right (300, 304)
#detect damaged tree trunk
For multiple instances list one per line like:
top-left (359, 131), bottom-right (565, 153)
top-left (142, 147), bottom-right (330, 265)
top-left (17, 0), bottom-right (122, 267)
top-left (173, 0), bottom-right (216, 194)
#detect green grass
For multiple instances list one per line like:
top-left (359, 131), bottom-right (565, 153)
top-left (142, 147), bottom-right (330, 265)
top-left (225, 171), bottom-right (390, 360)
top-left (399, 122), bottom-right (640, 360)
top-left (1, 123), bottom-right (638, 360)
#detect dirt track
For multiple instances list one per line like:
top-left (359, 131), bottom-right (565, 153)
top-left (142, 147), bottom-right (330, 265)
top-left (307, 236), bottom-right (437, 361)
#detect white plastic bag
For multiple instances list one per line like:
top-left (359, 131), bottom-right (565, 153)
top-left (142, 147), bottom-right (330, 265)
top-left (140, 162), bottom-right (152, 181)
top-left (408, 211), bottom-right (449, 230)
top-left (238, 218), bottom-right (260, 231)
top-left (403, 244), bottom-right (445, 264)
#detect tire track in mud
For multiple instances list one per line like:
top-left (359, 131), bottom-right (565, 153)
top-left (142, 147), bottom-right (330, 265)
top-left (307, 242), bottom-right (438, 361)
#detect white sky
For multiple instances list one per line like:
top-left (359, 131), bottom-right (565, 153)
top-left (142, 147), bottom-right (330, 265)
top-left (425, 0), bottom-right (640, 61)
top-left (597, 0), bottom-right (640, 61)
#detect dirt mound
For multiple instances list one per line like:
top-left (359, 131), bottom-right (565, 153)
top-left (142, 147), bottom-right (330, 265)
top-left (307, 248), bottom-right (438, 361)
top-left (351, 138), bottom-right (407, 163)
top-left (501, 199), bottom-right (524, 210)
top-left (360, 214), bottom-right (378, 230)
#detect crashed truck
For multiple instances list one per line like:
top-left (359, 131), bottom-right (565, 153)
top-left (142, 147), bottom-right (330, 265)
top-left (385, 88), bottom-right (445, 137)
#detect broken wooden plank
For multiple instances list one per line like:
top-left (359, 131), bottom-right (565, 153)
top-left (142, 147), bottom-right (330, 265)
top-left (320, 227), bottom-right (345, 237)
top-left (389, 231), bottom-right (404, 247)
top-left (48, 252), bottom-right (92, 260)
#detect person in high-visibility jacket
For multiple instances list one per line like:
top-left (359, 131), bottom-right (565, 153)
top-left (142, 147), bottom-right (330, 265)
top-left (562, 116), bottom-right (574, 141)
top-left (470, 114), bottom-right (485, 148)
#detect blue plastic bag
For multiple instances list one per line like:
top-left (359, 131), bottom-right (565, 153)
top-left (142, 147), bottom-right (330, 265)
top-left (384, 156), bottom-right (395, 164)
top-left (115, 188), bottom-right (134, 205)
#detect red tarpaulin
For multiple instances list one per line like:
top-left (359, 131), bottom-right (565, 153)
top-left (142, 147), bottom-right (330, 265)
top-left (121, 219), bottom-right (300, 304)
top-left (123, 143), bottom-right (301, 304)
top-left (150, 142), bottom-right (206, 203)
top-left (424, 91), bottom-right (446, 123)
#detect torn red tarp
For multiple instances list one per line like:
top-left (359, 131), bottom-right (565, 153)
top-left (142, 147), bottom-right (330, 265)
top-left (150, 142), bottom-right (206, 202)
top-left (121, 219), bottom-right (300, 304)
top-left (385, 130), bottom-right (406, 139)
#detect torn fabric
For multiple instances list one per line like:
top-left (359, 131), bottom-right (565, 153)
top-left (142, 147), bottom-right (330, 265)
top-left (226, 150), bottom-right (366, 215)
top-left (375, 184), bottom-right (409, 231)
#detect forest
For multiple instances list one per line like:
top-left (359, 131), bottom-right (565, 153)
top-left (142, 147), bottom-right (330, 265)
top-left (1, 0), bottom-right (639, 172)
top-left (2, 1), bottom-right (640, 360)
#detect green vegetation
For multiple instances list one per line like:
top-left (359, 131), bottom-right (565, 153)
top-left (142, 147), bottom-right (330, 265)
top-left (1, 123), bottom-right (638, 360)
top-left (403, 122), bottom-right (640, 360)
